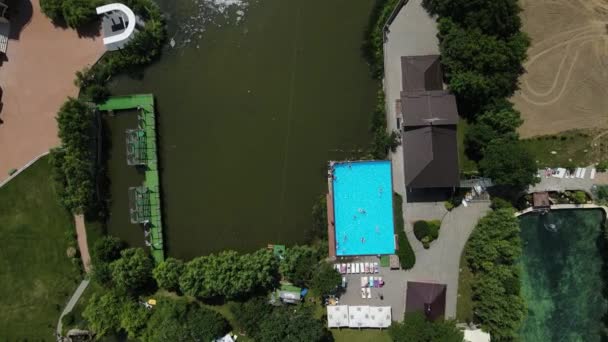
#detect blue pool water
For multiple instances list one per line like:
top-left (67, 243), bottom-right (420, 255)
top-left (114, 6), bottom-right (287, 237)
top-left (332, 161), bottom-right (395, 256)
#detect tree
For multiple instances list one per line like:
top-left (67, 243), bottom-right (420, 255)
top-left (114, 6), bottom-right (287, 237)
top-left (82, 291), bottom-right (124, 337)
top-left (310, 195), bottom-right (328, 240)
top-left (311, 262), bottom-right (341, 296)
top-left (279, 245), bottom-right (317, 286)
top-left (40, 0), bottom-right (64, 23)
top-left (61, 0), bottom-right (99, 29)
top-left (465, 106), bottom-right (522, 161)
top-left (110, 248), bottom-right (154, 295)
top-left (231, 297), bottom-right (273, 337)
top-left (179, 249), bottom-right (278, 299)
top-left (438, 18), bottom-right (529, 113)
top-left (389, 312), bottom-right (463, 342)
top-left (92, 236), bottom-right (124, 264)
top-left (120, 301), bottom-right (151, 339)
top-left (257, 306), bottom-right (331, 342)
top-left (423, 0), bottom-right (522, 38)
top-left (141, 298), bottom-right (229, 342)
top-left (153, 257), bottom-right (184, 292)
top-left (479, 140), bottom-right (538, 189)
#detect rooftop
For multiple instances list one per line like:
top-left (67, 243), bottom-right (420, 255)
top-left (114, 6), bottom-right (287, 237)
top-left (405, 281), bottom-right (446, 321)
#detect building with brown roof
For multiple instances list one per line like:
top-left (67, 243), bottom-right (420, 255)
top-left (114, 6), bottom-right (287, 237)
top-left (405, 281), bottom-right (447, 321)
top-left (399, 55), bottom-right (459, 189)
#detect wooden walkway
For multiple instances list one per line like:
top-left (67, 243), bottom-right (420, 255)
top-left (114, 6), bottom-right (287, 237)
top-left (74, 214), bottom-right (91, 273)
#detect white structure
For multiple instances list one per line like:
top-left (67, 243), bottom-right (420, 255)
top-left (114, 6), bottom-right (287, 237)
top-left (327, 305), bottom-right (349, 328)
top-left (464, 329), bottom-right (491, 342)
top-left (96, 3), bottom-right (136, 46)
top-left (327, 305), bottom-right (392, 329)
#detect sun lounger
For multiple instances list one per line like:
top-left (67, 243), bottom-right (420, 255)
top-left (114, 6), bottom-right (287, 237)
top-left (361, 288), bottom-right (366, 299)
top-left (374, 262), bottom-right (379, 273)
top-left (575, 168), bottom-right (581, 178)
top-left (374, 278), bottom-right (379, 288)
top-left (366, 287), bottom-right (372, 299)
top-left (379, 277), bottom-right (384, 287)
top-left (359, 262), bottom-right (365, 273)
top-left (369, 276), bottom-right (374, 287)
top-left (347, 264), bottom-right (352, 274)
top-left (364, 262), bottom-right (369, 273)
top-left (355, 263), bottom-right (360, 274)
top-left (462, 199), bottom-right (468, 207)
top-left (591, 168), bottom-right (596, 179)
top-left (580, 168), bottom-right (586, 179)
top-left (334, 264), bottom-right (340, 273)
top-left (341, 264), bottom-right (346, 273)
top-left (361, 276), bottom-right (368, 287)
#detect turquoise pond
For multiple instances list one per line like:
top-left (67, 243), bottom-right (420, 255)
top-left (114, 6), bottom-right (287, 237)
top-left (332, 161), bottom-right (395, 256)
top-left (519, 209), bottom-right (607, 341)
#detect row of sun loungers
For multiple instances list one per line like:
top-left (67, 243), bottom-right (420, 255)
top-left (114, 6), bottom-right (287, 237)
top-left (547, 167), bottom-right (596, 179)
top-left (360, 276), bottom-right (384, 288)
top-left (335, 262), bottom-right (379, 274)
top-left (360, 287), bottom-right (372, 299)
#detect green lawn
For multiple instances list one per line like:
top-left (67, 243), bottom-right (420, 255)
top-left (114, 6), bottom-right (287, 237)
top-left (456, 248), bottom-right (474, 323)
top-left (332, 328), bottom-right (392, 342)
top-left (0, 156), bottom-right (82, 340)
top-left (457, 118), bottom-right (478, 174)
top-left (521, 130), bottom-right (596, 168)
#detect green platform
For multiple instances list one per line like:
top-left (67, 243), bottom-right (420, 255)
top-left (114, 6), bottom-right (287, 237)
top-left (99, 95), bottom-right (164, 263)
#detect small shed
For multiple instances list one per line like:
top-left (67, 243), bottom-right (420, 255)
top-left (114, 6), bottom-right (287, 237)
top-left (533, 192), bottom-right (550, 209)
top-left (405, 281), bottom-right (446, 321)
top-left (327, 305), bottom-right (349, 328)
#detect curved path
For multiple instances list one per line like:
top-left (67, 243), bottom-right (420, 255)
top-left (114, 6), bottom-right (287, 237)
top-left (56, 279), bottom-right (90, 337)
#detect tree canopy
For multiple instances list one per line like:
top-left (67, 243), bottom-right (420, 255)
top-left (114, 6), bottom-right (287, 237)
top-left (279, 245), bottom-right (318, 287)
top-left (153, 257), bottom-right (185, 292)
top-left (179, 249), bottom-right (278, 299)
top-left (479, 140), bottom-right (538, 190)
top-left (110, 248), bottom-right (154, 295)
top-left (389, 312), bottom-right (463, 342)
top-left (140, 298), bottom-right (229, 342)
top-left (82, 291), bottom-right (124, 338)
top-left (464, 208), bottom-right (525, 340)
top-left (40, 0), bottom-right (101, 28)
top-left (465, 105), bottom-right (522, 161)
top-left (437, 18), bottom-right (529, 114)
top-left (423, 0), bottom-right (522, 37)
top-left (92, 236), bottom-right (125, 264)
top-left (311, 262), bottom-right (342, 296)
top-left (257, 306), bottom-right (331, 342)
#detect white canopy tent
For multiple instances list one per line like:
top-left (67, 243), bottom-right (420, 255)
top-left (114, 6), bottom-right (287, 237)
top-left (368, 306), bottom-right (392, 328)
top-left (327, 305), bottom-right (349, 328)
top-left (348, 306), bottom-right (369, 328)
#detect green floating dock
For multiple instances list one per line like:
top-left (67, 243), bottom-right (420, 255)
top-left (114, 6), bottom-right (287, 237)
top-left (98, 95), bottom-right (164, 264)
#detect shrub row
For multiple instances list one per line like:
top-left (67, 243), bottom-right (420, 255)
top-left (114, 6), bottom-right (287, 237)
top-left (394, 193), bottom-right (415, 269)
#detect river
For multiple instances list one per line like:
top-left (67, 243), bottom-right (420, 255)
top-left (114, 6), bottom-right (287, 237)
top-left (105, 0), bottom-right (378, 259)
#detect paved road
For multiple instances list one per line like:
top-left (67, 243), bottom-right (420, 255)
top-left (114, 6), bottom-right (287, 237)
top-left (74, 214), bottom-right (91, 273)
top-left (56, 279), bottom-right (90, 336)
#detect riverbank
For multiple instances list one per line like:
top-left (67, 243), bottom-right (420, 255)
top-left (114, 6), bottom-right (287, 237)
top-left (0, 0), bottom-right (104, 181)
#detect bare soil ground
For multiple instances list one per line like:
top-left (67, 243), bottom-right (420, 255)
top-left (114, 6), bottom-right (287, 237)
top-left (0, 0), bottom-right (104, 182)
top-left (513, 0), bottom-right (608, 138)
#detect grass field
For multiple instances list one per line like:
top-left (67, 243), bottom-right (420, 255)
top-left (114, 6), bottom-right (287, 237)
top-left (0, 156), bottom-right (82, 340)
top-left (457, 118), bottom-right (478, 174)
top-left (455, 250), bottom-right (474, 323)
top-left (520, 130), bottom-right (598, 168)
top-left (332, 328), bottom-right (392, 342)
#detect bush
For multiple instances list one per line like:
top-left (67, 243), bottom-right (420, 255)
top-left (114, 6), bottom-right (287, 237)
top-left (413, 221), bottom-right (430, 241)
top-left (597, 161), bottom-right (608, 172)
top-left (394, 193), bottom-right (415, 269)
top-left (444, 201), bottom-right (455, 211)
top-left (491, 197), bottom-right (513, 210)
top-left (362, 0), bottom-right (400, 79)
top-left (573, 191), bottom-right (587, 205)
top-left (62, 311), bottom-right (76, 327)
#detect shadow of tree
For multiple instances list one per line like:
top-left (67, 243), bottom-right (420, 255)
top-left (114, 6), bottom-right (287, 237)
top-left (7, 0), bottom-right (33, 40)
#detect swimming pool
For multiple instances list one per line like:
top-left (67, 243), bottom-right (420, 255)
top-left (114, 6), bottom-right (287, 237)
top-left (332, 161), bottom-right (395, 256)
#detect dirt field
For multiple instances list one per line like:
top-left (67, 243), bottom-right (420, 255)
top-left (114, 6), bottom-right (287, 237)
top-left (0, 0), bottom-right (104, 182)
top-left (513, 0), bottom-right (608, 138)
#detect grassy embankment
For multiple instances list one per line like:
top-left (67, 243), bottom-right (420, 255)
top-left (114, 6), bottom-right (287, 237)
top-left (0, 156), bottom-right (82, 339)
top-left (520, 129), bottom-right (601, 168)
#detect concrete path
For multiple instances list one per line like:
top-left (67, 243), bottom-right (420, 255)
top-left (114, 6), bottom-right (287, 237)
top-left (403, 201), bottom-right (491, 318)
top-left (74, 214), bottom-right (91, 273)
top-left (56, 279), bottom-right (90, 336)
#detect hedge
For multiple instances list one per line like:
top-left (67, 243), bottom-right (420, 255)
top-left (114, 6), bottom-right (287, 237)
top-left (394, 193), bottom-right (415, 269)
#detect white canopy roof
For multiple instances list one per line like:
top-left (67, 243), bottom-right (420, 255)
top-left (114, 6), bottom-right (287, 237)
top-left (327, 305), bottom-right (349, 328)
top-left (348, 306), bottom-right (369, 328)
top-left (368, 306), bottom-right (391, 328)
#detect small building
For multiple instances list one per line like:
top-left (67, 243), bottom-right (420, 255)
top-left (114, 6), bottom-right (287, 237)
top-left (327, 305), bottom-right (349, 328)
top-left (97, 3), bottom-right (142, 51)
top-left (270, 284), bottom-right (303, 305)
top-left (399, 55), bottom-right (460, 190)
top-left (405, 281), bottom-right (446, 321)
top-left (327, 305), bottom-right (391, 329)
top-left (533, 191), bottom-right (551, 210)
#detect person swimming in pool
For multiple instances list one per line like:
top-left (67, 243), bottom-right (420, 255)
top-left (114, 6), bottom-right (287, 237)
top-left (361, 237), bottom-right (366, 243)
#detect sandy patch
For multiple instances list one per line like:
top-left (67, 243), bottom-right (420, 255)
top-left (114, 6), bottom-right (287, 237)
top-left (0, 0), bottom-right (105, 182)
top-left (513, 0), bottom-right (608, 138)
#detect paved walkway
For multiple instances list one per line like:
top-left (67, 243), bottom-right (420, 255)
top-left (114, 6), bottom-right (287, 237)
top-left (74, 214), bottom-right (91, 273)
top-left (0, 0), bottom-right (104, 182)
top-left (56, 279), bottom-right (90, 336)
top-left (383, 0), bottom-right (439, 196)
top-left (529, 167), bottom-right (608, 194)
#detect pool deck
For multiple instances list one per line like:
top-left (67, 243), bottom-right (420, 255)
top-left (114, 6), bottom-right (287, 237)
top-left (98, 95), bottom-right (164, 264)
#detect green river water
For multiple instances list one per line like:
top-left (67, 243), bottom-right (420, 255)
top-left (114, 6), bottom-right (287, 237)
top-left (519, 209), bottom-right (607, 341)
top-left (105, 0), bottom-right (377, 259)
